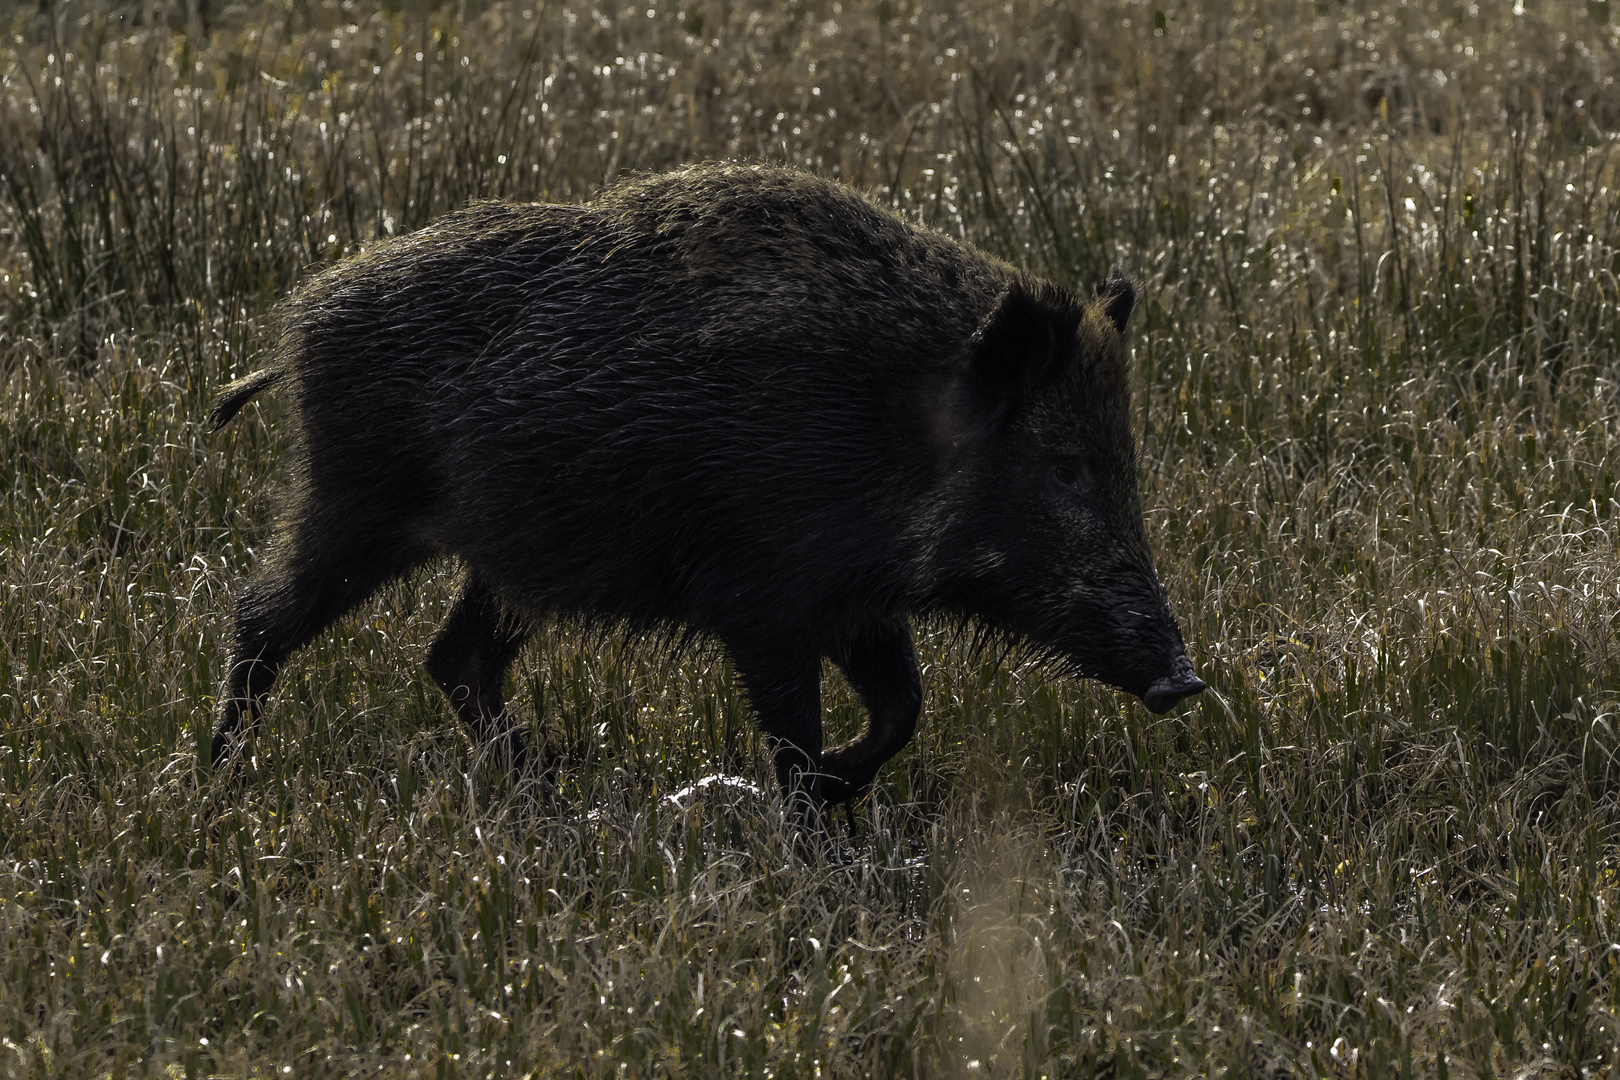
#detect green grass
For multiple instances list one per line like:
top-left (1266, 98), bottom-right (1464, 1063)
top-left (4, 0), bottom-right (1620, 1075)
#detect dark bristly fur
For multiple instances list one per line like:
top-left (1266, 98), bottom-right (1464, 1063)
top-left (208, 162), bottom-right (1204, 807)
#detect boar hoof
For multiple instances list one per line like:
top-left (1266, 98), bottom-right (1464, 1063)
top-left (817, 774), bottom-right (857, 806)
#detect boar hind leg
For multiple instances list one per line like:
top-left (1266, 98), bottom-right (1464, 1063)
top-left (213, 526), bottom-right (416, 770)
top-left (819, 619), bottom-right (922, 805)
top-left (424, 573), bottom-right (531, 775)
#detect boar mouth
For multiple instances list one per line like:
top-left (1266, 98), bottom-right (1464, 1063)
top-left (1079, 581), bottom-right (1206, 713)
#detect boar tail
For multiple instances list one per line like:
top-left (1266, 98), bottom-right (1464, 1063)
top-left (209, 368), bottom-right (286, 430)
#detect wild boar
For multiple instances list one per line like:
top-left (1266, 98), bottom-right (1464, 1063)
top-left (208, 163), bottom-right (1204, 805)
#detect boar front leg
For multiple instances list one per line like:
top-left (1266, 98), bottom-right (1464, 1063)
top-left (819, 618), bottom-right (922, 805)
top-left (424, 572), bottom-right (532, 775)
top-left (724, 640), bottom-right (825, 807)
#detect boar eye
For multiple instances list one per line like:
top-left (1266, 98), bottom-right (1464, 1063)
top-left (1050, 461), bottom-right (1093, 495)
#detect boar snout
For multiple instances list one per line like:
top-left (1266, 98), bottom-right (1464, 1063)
top-left (1141, 654), bottom-right (1206, 714)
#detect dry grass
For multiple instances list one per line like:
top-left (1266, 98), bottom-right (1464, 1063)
top-left (5, 0), bottom-right (1620, 1075)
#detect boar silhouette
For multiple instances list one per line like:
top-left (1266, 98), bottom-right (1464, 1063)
top-left (209, 163), bottom-right (1204, 805)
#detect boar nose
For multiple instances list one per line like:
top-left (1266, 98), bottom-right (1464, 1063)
top-left (1141, 656), bottom-right (1206, 714)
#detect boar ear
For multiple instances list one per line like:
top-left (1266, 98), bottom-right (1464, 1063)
top-left (1095, 268), bottom-right (1136, 336)
top-left (956, 280), bottom-right (1080, 434)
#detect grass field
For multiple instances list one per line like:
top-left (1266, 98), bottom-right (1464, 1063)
top-left (5, 0), bottom-right (1620, 1075)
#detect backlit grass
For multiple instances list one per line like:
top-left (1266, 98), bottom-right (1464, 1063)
top-left (4, 1), bottom-right (1620, 1075)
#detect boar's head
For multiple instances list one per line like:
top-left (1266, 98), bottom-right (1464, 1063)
top-left (929, 270), bottom-right (1205, 714)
